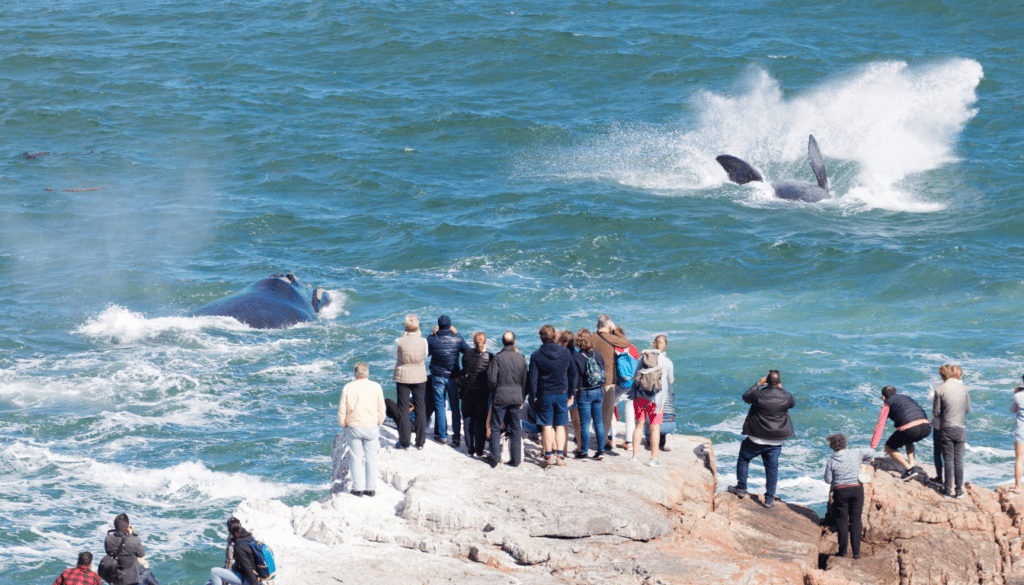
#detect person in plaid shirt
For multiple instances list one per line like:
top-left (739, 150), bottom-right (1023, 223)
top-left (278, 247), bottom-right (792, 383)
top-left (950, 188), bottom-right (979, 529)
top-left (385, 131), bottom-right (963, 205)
top-left (52, 552), bottom-right (101, 585)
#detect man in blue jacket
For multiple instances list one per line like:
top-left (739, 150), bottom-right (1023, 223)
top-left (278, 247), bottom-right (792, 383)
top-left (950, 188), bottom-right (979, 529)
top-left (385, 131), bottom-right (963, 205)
top-left (726, 370), bottom-right (796, 508)
top-left (528, 324), bottom-right (578, 467)
top-left (426, 315), bottom-right (470, 446)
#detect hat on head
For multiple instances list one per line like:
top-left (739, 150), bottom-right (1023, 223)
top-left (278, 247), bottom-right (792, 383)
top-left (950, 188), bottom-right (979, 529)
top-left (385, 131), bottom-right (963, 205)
top-left (437, 315), bottom-right (451, 329)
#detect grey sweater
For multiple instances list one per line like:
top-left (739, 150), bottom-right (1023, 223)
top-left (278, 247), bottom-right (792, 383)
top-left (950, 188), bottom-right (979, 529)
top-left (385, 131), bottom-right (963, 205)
top-left (934, 378), bottom-right (971, 429)
top-left (823, 448), bottom-right (873, 487)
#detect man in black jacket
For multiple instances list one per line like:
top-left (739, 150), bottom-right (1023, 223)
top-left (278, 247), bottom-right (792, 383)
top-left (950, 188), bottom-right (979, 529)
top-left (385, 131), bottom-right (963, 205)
top-left (726, 370), bottom-right (795, 508)
top-left (426, 315), bottom-right (470, 446)
top-left (487, 331), bottom-right (529, 467)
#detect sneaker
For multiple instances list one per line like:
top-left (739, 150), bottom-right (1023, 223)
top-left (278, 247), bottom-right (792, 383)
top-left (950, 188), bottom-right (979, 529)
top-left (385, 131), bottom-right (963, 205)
top-left (853, 554), bottom-right (861, 560)
top-left (416, 445), bottom-right (424, 450)
top-left (604, 442), bottom-right (615, 452)
top-left (955, 490), bottom-right (965, 499)
top-left (574, 451), bottom-right (589, 459)
top-left (900, 468), bottom-right (921, 482)
top-left (394, 442), bottom-right (409, 450)
top-left (351, 490), bottom-right (364, 497)
top-left (941, 489), bottom-right (956, 499)
top-left (927, 477), bottom-right (943, 487)
top-left (435, 437), bottom-right (448, 445)
top-left (592, 451), bottom-right (605, 461)
top-left (727, 486), bottom-right (747, 499)
top-left (648, 459), bottom-right (661, 468)
top-left (541, 456), bottom-right (555, 468)
top-left (630, 456), bottom-right (642, 464)
top-left (363, 490), bottom-right (375, 497)
top-left (556, 456), bottom-right (567, 467)
top-left (452, 438), bottom-right (461, 448)
top-left (762, 498), bottom-right (775, 509)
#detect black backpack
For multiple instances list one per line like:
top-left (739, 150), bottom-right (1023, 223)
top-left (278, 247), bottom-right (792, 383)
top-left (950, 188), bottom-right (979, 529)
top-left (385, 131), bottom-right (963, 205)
top-left (98, 532), bottom-right (126, 583)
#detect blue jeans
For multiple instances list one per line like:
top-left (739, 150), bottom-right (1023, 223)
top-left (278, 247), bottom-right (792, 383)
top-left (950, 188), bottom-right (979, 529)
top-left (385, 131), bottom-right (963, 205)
top-left (207, 568), bottom-right (249, 585)
top-left (432, 375), bottom-right (461, 441)
top-left (735, 437), bottom-right (782, 501)
top-left (576, 388), bottom-right (604, 455)
top-left (346, 426), bottom-right (380, 492)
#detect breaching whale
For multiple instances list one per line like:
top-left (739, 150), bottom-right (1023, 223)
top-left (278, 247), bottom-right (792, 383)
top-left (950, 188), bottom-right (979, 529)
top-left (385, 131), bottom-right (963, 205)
top-left (192, 272), bottom-right (332, 329)
top-left (716, 135), bottom-right (830, 203)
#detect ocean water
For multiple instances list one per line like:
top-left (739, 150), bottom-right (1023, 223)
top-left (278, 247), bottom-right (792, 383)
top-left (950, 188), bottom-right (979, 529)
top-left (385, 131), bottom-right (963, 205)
top-left (1, 0), bottom-right (1021, 582)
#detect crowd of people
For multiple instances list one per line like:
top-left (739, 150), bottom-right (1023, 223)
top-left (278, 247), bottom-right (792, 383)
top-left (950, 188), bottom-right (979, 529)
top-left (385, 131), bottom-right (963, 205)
top-left (51, 313), bottom-right (1018, 581)
top-left (372, 313), bottom-right (676, 472)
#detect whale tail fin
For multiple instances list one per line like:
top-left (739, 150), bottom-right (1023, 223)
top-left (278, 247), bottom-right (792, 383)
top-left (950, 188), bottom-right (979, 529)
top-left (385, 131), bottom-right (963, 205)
top-left (807, 135), bottom-right (828, 192)
top-left (716, 155), bottom-right (764, 185)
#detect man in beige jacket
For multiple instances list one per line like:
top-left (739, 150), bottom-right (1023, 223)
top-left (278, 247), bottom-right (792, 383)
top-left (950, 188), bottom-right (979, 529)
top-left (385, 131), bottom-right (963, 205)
top-left (339, 362), bottom-right (387, 497)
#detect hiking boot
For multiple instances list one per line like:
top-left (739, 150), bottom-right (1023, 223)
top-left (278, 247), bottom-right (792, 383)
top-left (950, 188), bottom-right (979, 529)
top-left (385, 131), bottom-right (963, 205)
top-left (762, 498), bottom-right (775, 509)
top-left (727, 486), bottom-right (747, 499)
top-left (900, 468), bottom-right (921, 482)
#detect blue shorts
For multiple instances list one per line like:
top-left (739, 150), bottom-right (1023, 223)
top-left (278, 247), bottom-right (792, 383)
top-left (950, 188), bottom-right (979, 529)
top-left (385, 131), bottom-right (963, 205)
top-left (535, 393), bottom-right (569, 427)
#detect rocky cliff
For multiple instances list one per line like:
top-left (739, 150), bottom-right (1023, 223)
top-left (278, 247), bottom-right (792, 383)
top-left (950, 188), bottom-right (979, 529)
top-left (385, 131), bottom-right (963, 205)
top-left (232, 425), bottom-right (1024, 584)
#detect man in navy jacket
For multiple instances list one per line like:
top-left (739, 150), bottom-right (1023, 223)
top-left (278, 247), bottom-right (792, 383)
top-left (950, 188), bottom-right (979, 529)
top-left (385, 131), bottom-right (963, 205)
top-left (426, 315), bottom-right (470, 445)
top-left (726, 370), bottom-right (795, 508)
top-left (528, 324), bottom-right (578, 467)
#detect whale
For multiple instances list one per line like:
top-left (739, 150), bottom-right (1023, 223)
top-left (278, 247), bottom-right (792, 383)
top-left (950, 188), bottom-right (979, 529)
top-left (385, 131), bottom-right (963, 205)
top-left (716, 135), bottom-right (830, 203)
top-left (191, 272), bottom-right (332, 329)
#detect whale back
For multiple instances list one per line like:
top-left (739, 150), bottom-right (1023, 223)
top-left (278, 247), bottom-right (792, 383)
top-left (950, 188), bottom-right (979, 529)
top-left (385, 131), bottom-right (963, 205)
top-left (716, 155), bottom-right (764, 185)
top-left (807, 135), bottom-right (828, 191)
top-left (192, 273), bottom-right (331, 329)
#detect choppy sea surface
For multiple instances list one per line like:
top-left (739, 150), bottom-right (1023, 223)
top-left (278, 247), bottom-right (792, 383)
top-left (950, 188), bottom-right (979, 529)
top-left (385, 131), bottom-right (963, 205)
top-left (1, 0), bottom-right (1021, 582)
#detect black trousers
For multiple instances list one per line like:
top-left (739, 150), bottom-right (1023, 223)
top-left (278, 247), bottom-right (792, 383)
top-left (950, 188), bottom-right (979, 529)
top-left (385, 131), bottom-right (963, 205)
top-left (834, 484), bottom-right (864, 556)
top-left (941, 426), bottom-right (966, 494)
top-left (396, 381), bottom-right (428, 448)
top-left (462, 393), bottom-right (490, 456)
top-left (490, 404), bottom-right (523, 465)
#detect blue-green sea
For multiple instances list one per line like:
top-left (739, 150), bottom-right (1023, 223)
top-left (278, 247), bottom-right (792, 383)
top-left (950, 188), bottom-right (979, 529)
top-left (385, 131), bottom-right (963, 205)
top-left (1, 0), bottom-right (1021, 582)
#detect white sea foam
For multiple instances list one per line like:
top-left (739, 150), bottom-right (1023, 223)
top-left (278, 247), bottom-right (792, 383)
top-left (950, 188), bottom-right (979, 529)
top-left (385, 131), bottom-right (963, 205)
top-left (75, 304), bottom-right (251, 343)
top-left (550, 59), bottom-right (982, 213)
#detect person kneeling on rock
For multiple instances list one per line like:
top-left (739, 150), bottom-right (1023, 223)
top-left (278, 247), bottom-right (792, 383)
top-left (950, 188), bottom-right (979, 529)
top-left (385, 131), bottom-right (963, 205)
top-left (823, 433), bottom-right (873, 560)
top-left (726, 370), bottom-right (796, 509)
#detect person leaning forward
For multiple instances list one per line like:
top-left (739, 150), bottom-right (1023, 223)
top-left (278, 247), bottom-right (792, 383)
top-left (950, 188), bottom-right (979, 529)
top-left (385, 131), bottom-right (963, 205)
top-left (487, 331), bottom-right (529, 467)
top-left (870, 385), bottom-right (930, 482)
top-left (727, 370), bottom-right (796, 509)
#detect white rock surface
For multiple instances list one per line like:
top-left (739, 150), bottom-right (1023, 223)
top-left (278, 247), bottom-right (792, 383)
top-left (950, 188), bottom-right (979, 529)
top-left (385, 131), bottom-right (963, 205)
top-left (235, 422), bottom-right (721, 584)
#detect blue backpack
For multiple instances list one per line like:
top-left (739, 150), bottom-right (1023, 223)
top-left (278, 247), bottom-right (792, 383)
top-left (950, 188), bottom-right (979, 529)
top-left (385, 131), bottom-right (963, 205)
top-left (614, 345), bottom-right (639, 390)
top-left (244, 539), bottom-right (277, 581)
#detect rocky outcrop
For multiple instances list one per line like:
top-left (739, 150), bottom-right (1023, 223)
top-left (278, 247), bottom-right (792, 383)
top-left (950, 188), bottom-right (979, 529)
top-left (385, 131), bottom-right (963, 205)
top-left (233, 424), bottom-right (1024, 585)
